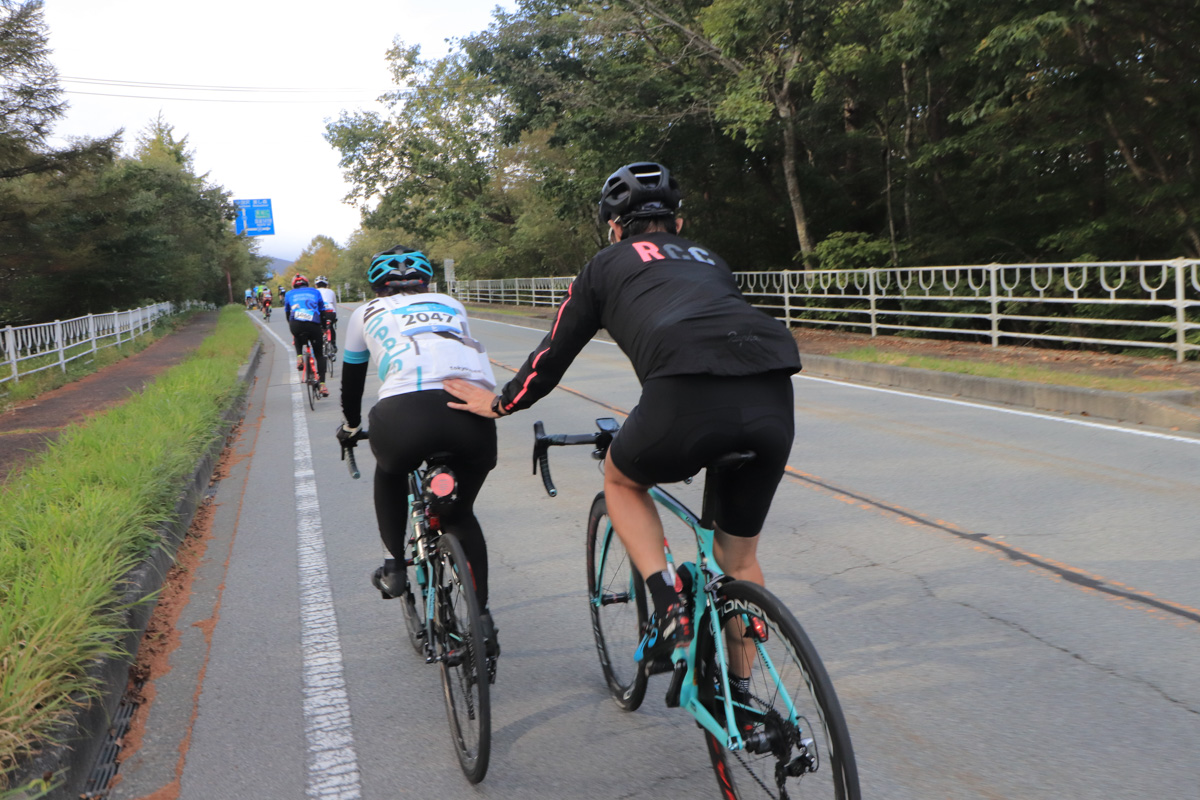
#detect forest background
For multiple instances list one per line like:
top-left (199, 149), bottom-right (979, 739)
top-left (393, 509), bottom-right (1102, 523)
top-left (0, 1), bottom-right (268, 327)
top-left (5, 0), bottom-right (1198, 322)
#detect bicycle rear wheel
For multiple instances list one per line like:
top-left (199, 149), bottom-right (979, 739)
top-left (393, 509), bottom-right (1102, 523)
top-left (697, 580), bottom-right (859, 799)
top-left (303, 352), bottom-right (316, 410)
top-left (586, 493), bottom-right (649, 711)
top-left (434, 532), bottom-right (490, 783)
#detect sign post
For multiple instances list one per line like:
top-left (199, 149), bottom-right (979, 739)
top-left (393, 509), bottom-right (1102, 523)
top-left (234, 199), bottom-right (275, 236)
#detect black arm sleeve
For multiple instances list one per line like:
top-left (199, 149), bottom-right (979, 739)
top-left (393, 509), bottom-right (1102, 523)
top-left (340, 360), bottom-right (369, 428)
top-left (496, 273), bottom-right (601, 414)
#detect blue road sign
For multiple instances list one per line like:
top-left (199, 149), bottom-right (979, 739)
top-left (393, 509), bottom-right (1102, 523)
top-left (234, 199), bottom-right (275, 236)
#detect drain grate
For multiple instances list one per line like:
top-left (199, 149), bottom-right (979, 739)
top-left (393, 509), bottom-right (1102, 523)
top-left (81, 684), bottom-right (141, 799)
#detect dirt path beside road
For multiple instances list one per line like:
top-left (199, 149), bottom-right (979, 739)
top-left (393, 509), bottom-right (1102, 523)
top-left (0, 311), bottom-right (220, 485)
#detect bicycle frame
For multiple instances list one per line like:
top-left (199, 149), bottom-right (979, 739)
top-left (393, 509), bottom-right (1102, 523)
top-left (407, 469), bottom-right (440, 660)
top-left (542, 418), bottom-right (857, 797)
top-left (593, 484), bottom-right (805, 753)
top-left (406, 466), bottom-right (467, 667)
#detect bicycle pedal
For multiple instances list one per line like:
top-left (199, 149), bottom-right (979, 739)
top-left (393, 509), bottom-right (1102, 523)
top-left (664, 661), bottom-right (687, 708)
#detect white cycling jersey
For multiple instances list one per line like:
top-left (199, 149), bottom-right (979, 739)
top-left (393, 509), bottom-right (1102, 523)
top-left (317, 287), bottom-right (338, 314)
top-left (342, 292), bottom-right (495, 399)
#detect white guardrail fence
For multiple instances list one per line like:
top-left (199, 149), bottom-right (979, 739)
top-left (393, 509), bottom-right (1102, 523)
top-left (451, 259), bottom-right (1200, 362)
top-left (0, 300), bottom-right (208, 391)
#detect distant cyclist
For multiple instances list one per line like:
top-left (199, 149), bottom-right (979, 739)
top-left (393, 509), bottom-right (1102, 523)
top-left (261, 288), bottom-right (272, 319)
top-left (244, 287), bottom-right (255, 309)
top-left (284, 274), bottom-right (329, 396)
top-left (336, 246), bottom-right (500, 655)
top-left (445, 162), bottom-right (800, 665)
top-left (314, 276), bottom-right (338, 349)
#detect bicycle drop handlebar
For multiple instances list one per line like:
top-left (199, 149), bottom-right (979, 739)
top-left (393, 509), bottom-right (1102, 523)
top-left (532, 419), bottom-right (619, 497)
top-left (339, 428), bottom-right (369, 479)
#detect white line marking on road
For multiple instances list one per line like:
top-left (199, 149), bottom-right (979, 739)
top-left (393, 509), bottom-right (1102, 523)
top-left (798, 374), bottom-right (1200, 445)
top-left (257, 317), bottom-right (363, 799)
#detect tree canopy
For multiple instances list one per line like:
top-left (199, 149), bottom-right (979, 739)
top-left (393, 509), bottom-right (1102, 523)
top-left (327, 0), bottom-right (1200, 277)
top-left (0, 0), bottom-right (266, 325)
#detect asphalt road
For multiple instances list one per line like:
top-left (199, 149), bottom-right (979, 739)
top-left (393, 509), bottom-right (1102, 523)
top-left (111, 308), bottom-right (1200, 800)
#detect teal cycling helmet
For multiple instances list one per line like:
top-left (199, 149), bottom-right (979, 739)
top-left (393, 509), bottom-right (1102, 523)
top-left (368, 247), bottom-right (433, 292)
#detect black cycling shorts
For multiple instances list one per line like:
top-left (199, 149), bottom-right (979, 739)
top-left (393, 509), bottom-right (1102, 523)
top-left (609, 372), bottom-right (795, 538)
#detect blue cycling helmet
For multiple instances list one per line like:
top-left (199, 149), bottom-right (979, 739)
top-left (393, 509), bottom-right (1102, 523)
top-left (368, 247), bottom-right (433, 292)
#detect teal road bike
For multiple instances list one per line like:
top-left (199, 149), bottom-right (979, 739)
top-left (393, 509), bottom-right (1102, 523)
top-left (533, 418), bottom-right (860, 800)
top-left (341, 432), bottom-right (493, 783)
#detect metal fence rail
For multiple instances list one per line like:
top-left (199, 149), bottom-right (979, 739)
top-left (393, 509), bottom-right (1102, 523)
top-left (451, 260), bottom-right (1200, 362)
top-left (1, 300), bottom-right (208, 390)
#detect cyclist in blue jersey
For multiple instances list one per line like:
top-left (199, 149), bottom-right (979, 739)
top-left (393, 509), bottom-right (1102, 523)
top-left (445, 162), bottom-right (800, 666)
top-left (285, 274), bottom-right (329, 396)
top-left (336, 246), bottom-right (500, 655)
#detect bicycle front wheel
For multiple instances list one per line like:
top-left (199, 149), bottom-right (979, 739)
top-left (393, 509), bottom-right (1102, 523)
top-left (586, 493), bottom-right (649, 711)
top-left (434, 532), bottom-right (491, 783)
top-left (697, 580), bottom-right (859, 800)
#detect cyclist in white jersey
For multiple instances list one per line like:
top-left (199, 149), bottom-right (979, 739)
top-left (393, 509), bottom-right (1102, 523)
top-left (336, 246), bottom-right (500, 655)
top-left (314, 276), bottom-right (339, 348)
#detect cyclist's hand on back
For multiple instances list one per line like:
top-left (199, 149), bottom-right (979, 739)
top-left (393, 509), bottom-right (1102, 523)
top-left (444, 378), bottom-right (504, 419)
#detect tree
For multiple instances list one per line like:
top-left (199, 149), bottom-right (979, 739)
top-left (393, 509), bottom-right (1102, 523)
top-left (0, 0), bottom-right (116, 180)
top-left (326, 41), bottom-right (514, 243)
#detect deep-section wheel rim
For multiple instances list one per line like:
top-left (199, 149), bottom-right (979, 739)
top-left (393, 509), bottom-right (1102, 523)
top-left (434, 533), bottom-right (490, 783)
top-left (698, 580), bottom-right (860, 799)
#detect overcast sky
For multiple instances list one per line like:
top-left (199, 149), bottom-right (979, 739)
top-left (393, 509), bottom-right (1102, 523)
top-left (41, 0), bottom-right (512, 262)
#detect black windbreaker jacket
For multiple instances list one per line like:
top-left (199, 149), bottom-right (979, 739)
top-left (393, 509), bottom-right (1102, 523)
top-left (497, 231), bottom-right (801, 414)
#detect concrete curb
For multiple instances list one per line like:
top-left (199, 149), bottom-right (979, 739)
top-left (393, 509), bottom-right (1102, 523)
top-left (467, 308), bottom-right (1200, 434)
top-left (4, 338), bottom-right (264, 800)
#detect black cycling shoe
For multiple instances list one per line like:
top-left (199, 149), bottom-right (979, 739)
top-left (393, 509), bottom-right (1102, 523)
top-left (371, 558), bottom-right (408, 599)
top-left (635, 602), bottom-right (694, 663)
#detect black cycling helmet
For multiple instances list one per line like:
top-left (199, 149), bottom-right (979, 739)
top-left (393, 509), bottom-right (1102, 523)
top-left (368, 246), bottom-right (433, 292)
top-left (598, 162), bottom-right (682, 225)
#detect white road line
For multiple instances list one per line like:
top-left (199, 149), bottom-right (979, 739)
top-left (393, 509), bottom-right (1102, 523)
top-left (257, 318), bottom-right (363, 799)
top-left (470, 318), bottom-right (1199, 446)
top-left (798, 373), bottom-right (1200, 445)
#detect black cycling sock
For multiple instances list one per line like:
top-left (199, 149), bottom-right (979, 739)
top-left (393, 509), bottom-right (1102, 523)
top-left (645, 570), bottom-right (681, 618)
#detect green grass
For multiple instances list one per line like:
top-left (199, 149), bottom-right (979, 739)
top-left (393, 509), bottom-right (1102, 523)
top-left (833, 346), bottom-right (1189, 393)
top-left (0, 312), bottom-right (196, 413)
top-left (0, 305), bottom-right (257, 791)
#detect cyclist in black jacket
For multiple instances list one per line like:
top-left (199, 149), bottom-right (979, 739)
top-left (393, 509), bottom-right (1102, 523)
top-left (446, 162), bottom-right (800, 663)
